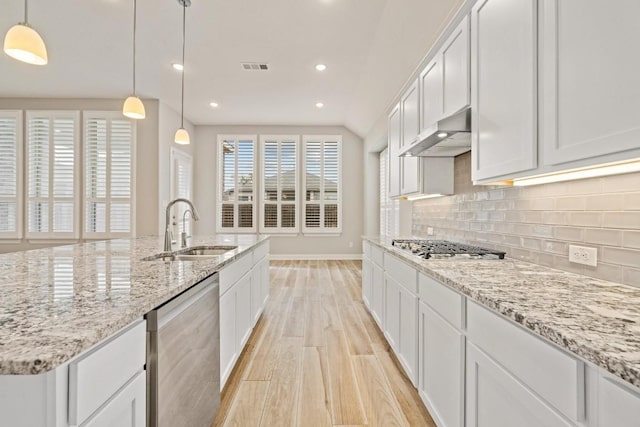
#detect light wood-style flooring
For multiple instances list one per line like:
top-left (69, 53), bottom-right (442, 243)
top-left (213, 260), bottom-right (436, 427)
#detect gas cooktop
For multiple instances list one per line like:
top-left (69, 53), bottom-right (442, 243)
top-left (391, 239), bottom-right (506, 260)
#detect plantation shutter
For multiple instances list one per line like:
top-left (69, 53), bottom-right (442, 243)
top-left (260, 135), bottom-right (299, 233)
top-left (302, 135), bottom-right (342, 233)
top-left (26, 111), bottom-right (79, 239)
top-left (84, 112), bottom-right (135, 237)
top-left (170, 149), bottom-right (193, 237)
top-left (0, 111), bottom-right (22, 238)
top-left (218, 135), bottom-right (256, 232)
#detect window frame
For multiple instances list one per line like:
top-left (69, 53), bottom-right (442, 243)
top-left (302, 135), bottom-right (343, 235)
top-left (82, 111), bottom-right (137, 239)
top-left (259, 135), bottom-right (300, 234)
top-left (216, 134), bottom-right (258, 233)
top-left (25, 110), bottom-right (81, 241)
top-left (170, 147), bottom-right (193, 238)
top-left (0, 110), bottom-right (24, 240)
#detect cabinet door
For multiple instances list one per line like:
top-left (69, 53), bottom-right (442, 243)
top-left (466, 343), bottom-right (573, 427)
top-left (362, 257), bottom-right (372, 308)
top-left (541, 0), bottom-right (640, 166)
top-left (401, 79), bottom-right (420, 148)
top-left (371, 263), bottom-right (385, 328)
top-left (420, 59), bottom-right (443, 132)
top-left (388, 104), bottom-right (402, 198)
top-left (442, 16), bottom-right (470, 116)
top-left (236, 273), bottom-right (252, 350)
top-left (261, 257), bottom-right (270, 307)
top-left (384, 276), bottom-right (400, 352)
top-left (251, 264), bottom-right (263, 327)
top-left (419, 302), bottom-right (464, 427)
top-left (220, 288), bottom-right (236, 388)
top-left (397, 285), bottom-right (418, 386)
top-left (471, 0), bottom-right (538, 182)
top-left (598, 374), bottom-right (640, 427)
top-left (84, 372), bottom-right (146, 427)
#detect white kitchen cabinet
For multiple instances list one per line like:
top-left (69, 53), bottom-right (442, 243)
top-left (219, 288), bottom-right (237, 387)
top-left (598, 373), bottom-right (640, 427)
top-left (418, 302), bottom-right (464, 427)
top-left (441, 16), bottom-right (470, 117)
top-left (371, 262), bottom-right (385, 329)
top-left (362, 256), bottom-right (372, 309)
top-left (83, 371), bottom-right (146, 427)
top-left (384, 276), bottom-right (401, 350)
top-left (420, 59), bottom-right (442, 133)
top-left (388, 104), bottom-right (402, 198)
top-left (236, 272), bottom-right (252, 350)
top-left (466, 342), bottom-right (573, 427)
top-left (251, 255), bottom-right (269, 326)
top-left (400, 80), bottom-right (422, 195)
top-left (540, 0), bottom-right (640, 167)
top-left (471, 0), bottom-right (538, 182)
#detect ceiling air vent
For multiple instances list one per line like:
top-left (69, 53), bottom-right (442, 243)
top-left (241, 62), bottom-right (269, 71)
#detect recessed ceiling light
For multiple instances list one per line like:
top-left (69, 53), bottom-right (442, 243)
top-left (315, 64), bottom-right (327, 71)
top-left (172, 63), bottom-right (184, 71)
top-left (315, 102), bottom-right (324, 108)
top-left (209, 102), bottom-right (219, 108)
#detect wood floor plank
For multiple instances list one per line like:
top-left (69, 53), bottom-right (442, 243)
top-left (337, 303), bottom-right (374, 355)
top-left (352, 355), bottom-right (409, 427)
top-left (298, 347), bottom-right (332, 427)
top-left (325, 329), bottom-right (368, 425)
top-left (283, 296), bottom-right (306, 337)
top-left (261, 338), bottom-right (303, 427)
top-left (353, 301), bottom-right (388, 348)
top-left (320, 294), bottom-right (342, 332)
top-left (304, 299), bottom-right (327, 347)
top-left (222, 381), bottom-right (270, 427)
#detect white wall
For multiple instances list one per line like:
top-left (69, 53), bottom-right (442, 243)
top-left (193, 125), bottom-right (364, 257)
top-left (0, 98), bottom-right (161, 253)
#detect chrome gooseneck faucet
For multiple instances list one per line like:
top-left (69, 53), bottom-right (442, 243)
top-left (164, 198), bottom-right (200, 252)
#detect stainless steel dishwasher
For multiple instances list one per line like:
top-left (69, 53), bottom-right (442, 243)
top-left (146, 273), bottom-right (220, 427)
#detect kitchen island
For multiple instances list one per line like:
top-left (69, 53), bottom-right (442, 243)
top-left (0, 234), bottom-right (269, 426)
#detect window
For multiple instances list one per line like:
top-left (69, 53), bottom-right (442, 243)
top-left (379, 148), bottom-right (399, 237)
top-left (26, 111), bottom-right (80, 239)
top-left (217, 135), bottom-right (256, 232)
top-left (260, 135), bottom-right (299, 233)
top-left (0, 111), bottom-right (23, 239)
top-left (170, 148), bottom-right (193, 238)
top-left (302, 135), bottom-right (342, 234)
top-left (84, 112), bottom-right (136, 238)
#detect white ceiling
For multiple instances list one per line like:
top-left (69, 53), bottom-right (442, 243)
top-left (0, 0), bottom-right (463, 137)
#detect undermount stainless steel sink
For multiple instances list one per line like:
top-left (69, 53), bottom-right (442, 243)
top-left (142, 245), bottom-right (237, 262)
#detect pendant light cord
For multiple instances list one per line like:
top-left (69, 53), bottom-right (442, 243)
top-left (133, 0), bottom-right (137, 95)
top-left (180, 1), bottom-right (186, 128)
top-left (24, 0), bottom-right (29, 23)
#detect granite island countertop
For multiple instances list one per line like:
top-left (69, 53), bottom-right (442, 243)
top-left (365, 236), bottom-right (640, 388)
top-left (0, 235), bottom-right (268, 375)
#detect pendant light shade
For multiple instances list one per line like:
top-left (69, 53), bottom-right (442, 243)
top-left (123, 96), bottom-right (146, 119)
top-left (123, 0), bottom-right (145, 119)
top-left (4, 0), bottom-right (48, 65)
top-left (174, 0), bottom-right (191, 144)
top-left (174, 128), bottom-right (190, 145)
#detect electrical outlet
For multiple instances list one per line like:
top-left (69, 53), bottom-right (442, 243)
top-left (427, 227), bottom-right (434, 236)
top-left (569, 245), bottom-right (598, 267)
top-left (348, 241), bottom-right (354, 248)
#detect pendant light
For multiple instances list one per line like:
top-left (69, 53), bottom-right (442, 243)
top-left (3, 0), bottom-right (48, 65)
top-left (174, 0), bottom-right (190, 145)
top-left (122, 0), bottom-right (145, 119)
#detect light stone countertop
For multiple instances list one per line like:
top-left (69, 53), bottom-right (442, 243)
top-left (0, 235), bottom-right (268, 375)
top-left (365, 236), bottom-right (640, 388)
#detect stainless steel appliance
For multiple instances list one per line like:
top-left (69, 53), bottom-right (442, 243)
top-left (399, 107), bottom-right (471, 157)
top-left (392, 239), bottom-right (506, 259)
top-left (146, 274), bottom-right (220, 427)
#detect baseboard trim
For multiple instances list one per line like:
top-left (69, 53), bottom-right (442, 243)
top-left (269, 254), bottom-right (362, 261)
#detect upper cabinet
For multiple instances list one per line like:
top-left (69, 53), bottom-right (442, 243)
top-left (388, 104), bottom-right (402, 198)
top-left (540, 0), bottom-right (640, 166)
top-left (401, 79), bottom-right (420, 148)
top-left (471, 0), bottom-right (538, 182)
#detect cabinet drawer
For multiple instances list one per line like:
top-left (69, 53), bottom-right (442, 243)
top-left (384, 253), bottom-right (417, 294)
top-left (83, 371), bottom-right (146, 427)
top-left (362, 241), bottom-right (371, 259)
top-left (370, 244), bottom-right (384, 267)
top-left (69, 321), bottom-right (146, 425)
top-left (253, 241), bottom-right (269, 264)
top-left (419, 273), bottom-right (463, 330)
top-left (467, 301), bottom-right (584, 422)
top-left (220, 252), bottom-right (253, 295)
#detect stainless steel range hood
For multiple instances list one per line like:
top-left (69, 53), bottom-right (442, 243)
top-left (400, 107), bottom-right (471, 157)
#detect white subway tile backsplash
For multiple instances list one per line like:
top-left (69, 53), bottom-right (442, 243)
top-left (412, 152), bottom-right (640, 285)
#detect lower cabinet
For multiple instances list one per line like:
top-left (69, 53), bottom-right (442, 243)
top-left (370, 263), bottom-right (385, 329)
top-left (361, 256), bottom-right (372, 308)
top-left (598, 372), bottom-right (640, 427)
top-left (251, 255), bottom-right (270, 326)
top-left (235, 273), bottom-right (253, 351)
top-left (384, 275), bottom-right (418, 385)
top-left (219, 288), bottom-right (237, 388)
top-left (466, 342), bottom-right (573, 427)
top-left (84, 371), bottom-right (146, 427)
top-left (418, 302), bottom-right (464, 427)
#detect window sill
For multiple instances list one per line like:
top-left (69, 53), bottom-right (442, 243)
top-left (302, 233), bottom-right (342, 237)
